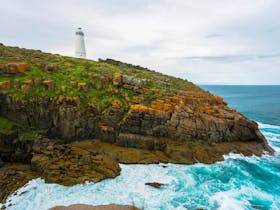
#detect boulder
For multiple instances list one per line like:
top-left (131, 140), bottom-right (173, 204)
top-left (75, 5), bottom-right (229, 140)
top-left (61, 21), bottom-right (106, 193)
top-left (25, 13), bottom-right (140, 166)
top-left (44, 64), bottom-right (57, 72)
top-left (112, 73), bottom-right (122, 86)
top-left (20, 80), bottom-right (33, 93)
top-left (33, 78), bottom-right (42, 86)
top-left (43, 79), bottom-right (55, 90)
top-left (21, 84), bottom-right (31, 93)
top-left (70, 81), bottom-right (77, 87)
top-left (122, 75), bottom-right (146, 87)
top-left (2, 63), bottom-right (30, 74)
top-left (0, 80), bottom-right (10, 90)
top-left (77, 82), bottom-right (88, 91)
top-left (145, 182), bottom-right (165, 188)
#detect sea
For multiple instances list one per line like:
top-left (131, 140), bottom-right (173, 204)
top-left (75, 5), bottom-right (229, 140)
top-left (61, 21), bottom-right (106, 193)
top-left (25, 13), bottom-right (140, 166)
top-left (2, 85), bottom-right (280, 210)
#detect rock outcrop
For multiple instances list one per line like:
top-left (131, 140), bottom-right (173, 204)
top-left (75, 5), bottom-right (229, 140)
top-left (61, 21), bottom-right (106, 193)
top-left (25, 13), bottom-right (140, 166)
top-left (0, 92), bottom-right (271, 153)
top-left (0, 44), bottom-right (274, 204)
top-left (31, 144), bottom-right (121, 186)
top-left (0, 62), bottom-right (30, 74)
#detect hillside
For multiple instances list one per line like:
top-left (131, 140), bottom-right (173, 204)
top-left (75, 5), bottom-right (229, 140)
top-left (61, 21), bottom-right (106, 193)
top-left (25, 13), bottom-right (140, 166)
top-left (0, 44), bottom-right (202, 105)
top-left (0, 44), bottom-right (274, 204)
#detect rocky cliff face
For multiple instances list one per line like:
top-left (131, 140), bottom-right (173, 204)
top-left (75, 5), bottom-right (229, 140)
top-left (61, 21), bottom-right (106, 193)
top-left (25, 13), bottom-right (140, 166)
top-left (0, 91), bottom-right (268, 150)
top-left (0, 44), bottom-right (274, 204)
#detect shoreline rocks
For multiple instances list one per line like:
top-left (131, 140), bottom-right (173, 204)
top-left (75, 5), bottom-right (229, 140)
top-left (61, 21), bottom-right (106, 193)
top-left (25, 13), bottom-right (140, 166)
top-left (51, 204), bottom-right (140, 210)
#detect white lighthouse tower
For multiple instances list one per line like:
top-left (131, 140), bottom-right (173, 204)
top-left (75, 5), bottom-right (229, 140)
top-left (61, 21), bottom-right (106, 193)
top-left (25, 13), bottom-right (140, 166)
top-left (75, 27), bottom-right (86, 58)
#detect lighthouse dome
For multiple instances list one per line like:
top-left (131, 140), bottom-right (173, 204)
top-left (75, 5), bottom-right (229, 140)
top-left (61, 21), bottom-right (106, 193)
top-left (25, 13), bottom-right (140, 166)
top-left (76, 28), bottom-right (84, 36)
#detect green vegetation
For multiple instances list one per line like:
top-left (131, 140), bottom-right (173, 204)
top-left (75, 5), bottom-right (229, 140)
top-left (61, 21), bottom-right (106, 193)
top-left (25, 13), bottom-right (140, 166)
top-left (16, 126), bottom-right (41, 143)
top-left (0, 117), bottom-right (14, 134)
top-left (0, 116), bottom-right (40, 141)
top-left (0, 44), bottom-right (204, 110)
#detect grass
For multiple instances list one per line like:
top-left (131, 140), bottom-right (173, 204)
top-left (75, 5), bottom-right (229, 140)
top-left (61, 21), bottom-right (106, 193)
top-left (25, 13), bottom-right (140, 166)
top-left (0, 44), bottom-right (204, 109)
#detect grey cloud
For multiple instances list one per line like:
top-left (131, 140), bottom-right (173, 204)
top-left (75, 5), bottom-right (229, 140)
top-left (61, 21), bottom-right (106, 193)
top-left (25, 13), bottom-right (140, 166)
top-left (204, 34), bottom-right (224, 39)
top-left (170, 52), bottom-right (280, 63)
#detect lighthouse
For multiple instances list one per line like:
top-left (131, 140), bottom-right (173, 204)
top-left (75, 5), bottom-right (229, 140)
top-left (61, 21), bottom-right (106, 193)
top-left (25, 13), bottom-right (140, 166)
top-left (75, 27), bottom-right (86, 58)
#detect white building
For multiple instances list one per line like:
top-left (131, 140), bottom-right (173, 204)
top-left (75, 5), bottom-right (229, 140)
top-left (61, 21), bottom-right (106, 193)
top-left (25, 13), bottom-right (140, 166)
top-left (75, 27), bottom-right (86, 58)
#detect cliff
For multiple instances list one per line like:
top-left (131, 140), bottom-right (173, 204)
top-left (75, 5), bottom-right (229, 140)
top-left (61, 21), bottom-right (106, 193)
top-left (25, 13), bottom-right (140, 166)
top-left (0, 44), bottom-right (274, 204)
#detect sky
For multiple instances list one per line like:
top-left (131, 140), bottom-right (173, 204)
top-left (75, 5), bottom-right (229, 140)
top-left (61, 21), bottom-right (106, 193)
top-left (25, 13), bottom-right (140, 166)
top-left (1, 0), bottom-right (280, 85)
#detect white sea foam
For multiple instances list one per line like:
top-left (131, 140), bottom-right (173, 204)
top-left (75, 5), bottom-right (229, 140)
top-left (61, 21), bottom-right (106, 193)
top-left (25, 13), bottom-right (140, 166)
top-left (209, 184), bottom-right (277, 210)
top-left (258, 122), bottom-right (280, 130)
top-left (210, 190), bottom-right (246, 210)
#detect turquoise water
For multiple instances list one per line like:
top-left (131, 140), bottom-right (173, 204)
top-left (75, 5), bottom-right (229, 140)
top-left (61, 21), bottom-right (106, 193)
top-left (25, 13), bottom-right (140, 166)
top-left (2, 86), bottom-right (280, 210)
top-left (202, 85), bottom-right (280, 126)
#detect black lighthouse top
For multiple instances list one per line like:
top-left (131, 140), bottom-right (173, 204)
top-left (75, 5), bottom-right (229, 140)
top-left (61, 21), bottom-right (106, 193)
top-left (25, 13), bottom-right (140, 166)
top-left (76, 27), bottom-right (84, 36)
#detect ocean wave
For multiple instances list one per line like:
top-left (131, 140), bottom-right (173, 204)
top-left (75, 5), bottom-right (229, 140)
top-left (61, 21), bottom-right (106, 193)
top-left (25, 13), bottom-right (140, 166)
top-left (258, 122), bottom-right (280, 130)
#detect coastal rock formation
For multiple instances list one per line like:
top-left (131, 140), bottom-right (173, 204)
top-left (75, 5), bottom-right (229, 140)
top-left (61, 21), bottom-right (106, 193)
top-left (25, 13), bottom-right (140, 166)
top-left (0, 44), bottom-right (274, 204)
top-left (0, 92), bottom-right (271, 153)
top-left (31, 144), bottom-right (121, 185)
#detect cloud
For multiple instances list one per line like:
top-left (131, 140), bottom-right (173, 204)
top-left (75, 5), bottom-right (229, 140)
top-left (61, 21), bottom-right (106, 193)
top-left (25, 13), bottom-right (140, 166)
top-left (0, 0), bottom-right (280, 84)
top-left (204, 34), bottom-right (224, 39)
top-left (170, 52), bottom-right (280, 63)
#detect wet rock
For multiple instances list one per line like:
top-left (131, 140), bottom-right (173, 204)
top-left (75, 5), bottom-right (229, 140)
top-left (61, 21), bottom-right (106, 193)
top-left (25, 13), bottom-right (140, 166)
top-left (0, 164), bottom-right (37, 203)
top-left (145, 182), bottom-right (165, 188)
top-left (30, 144), bottom-right (121, 186)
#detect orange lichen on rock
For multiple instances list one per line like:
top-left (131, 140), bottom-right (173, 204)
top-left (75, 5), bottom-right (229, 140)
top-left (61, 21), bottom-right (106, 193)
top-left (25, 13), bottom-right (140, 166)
top-left (100, 125), bottom-right (114, 132)
top-left (111, 100), bottom-right (122, 109)
top-left (0, 80), bottom-right (11, 90)
top-left (132, 104), bottom-right (164, 113)
top-left (0, 62), bottom-right (30, 74)
top-left (151, 99), bottom-right (174, 112)
top-left (213, 95), bottom-right (224, 103)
